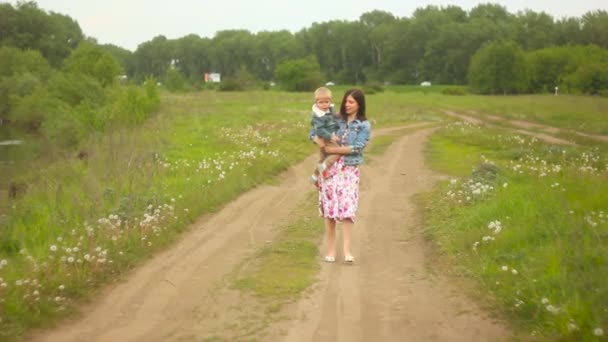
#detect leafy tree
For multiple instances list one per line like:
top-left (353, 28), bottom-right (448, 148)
top-left (252, 30), bottom-right (304, 81)
top-left (173, 34), bottom-right (212, 85)
top-left (468, 41), bottom-right (529, 94)
top-left (0, 2), bottom-right (82, 67)
top-left (581, 10), bottom-right (608, 48)
top-left (100, 44), bottom-right (135, 78)
top-left (566, 62), bottom-right (608, 94)
top-left (47, 72), bottom-right (105, 106)
top-left (64, 42), bottom-right (122, 86)
top-left (360, 10), bottom-right (396, 81)
top-left (210, 30), bottom-right (255, 78)
top-left (555, 17), bottom-right (583, 45)
top-left (514, 10), bottom-right (556, 50)
top-left (0, 46), bottom-right (51, 120)
top-left (132, 35), bottom-right (172, 82)
top-left (275, 56), bottom-right (323, 91)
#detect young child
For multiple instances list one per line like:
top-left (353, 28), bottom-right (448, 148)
top-left (309, 86), bottom-right (340, 184)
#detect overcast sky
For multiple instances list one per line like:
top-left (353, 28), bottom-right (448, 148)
top-left (6, 0), bottom-right (607, 51)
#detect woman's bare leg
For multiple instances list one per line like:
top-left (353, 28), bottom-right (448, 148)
top-left (342, 219), bottom-right (354, 259)
top-left (324, 218), bottom-right (337, 258)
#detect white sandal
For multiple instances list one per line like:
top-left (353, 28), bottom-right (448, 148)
top-left (324, 255), bottom-right (336, 263)
top-left (344, 255), bottom-right (355, 263)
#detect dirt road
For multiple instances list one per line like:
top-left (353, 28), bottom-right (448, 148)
top-left (30, 126), bottom-right (510, 342)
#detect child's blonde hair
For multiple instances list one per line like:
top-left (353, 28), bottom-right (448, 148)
top-left (314, 86), bottom-right (332, 101)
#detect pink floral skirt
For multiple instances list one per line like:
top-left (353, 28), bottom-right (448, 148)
top-left (318, 157), bottom-right (360, 221)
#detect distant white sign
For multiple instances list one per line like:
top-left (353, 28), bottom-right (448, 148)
top-left (204, 73), bottom-right (221, 83)
top-left (420, 81), bottom-right (432, 86)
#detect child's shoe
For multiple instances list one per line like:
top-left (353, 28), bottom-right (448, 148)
top-left (309, 175), bottom-right (318, 184)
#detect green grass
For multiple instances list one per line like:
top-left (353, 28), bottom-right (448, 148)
top-left (422, 122), bottom-right (608, 341)
top-left (232, 194), bottom-right (321, 299)
top-left (394, 91), bottom-right (608, 135)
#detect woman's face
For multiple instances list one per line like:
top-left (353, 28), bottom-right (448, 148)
top-left (344, 95), bottom-right (359, 115)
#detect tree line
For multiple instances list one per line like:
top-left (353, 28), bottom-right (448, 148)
top-left (112, 5), bottom-right (608, 94)
top-left (1, 1), bottom-right (608, 126)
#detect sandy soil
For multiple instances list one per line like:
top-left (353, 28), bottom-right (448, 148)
top-left (27, 125), bottom-right (511, 342)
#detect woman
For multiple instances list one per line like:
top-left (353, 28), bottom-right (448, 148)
top-left (318, 88), bottom-right (371, 263)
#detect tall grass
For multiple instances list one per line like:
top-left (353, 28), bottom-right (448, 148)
top-left (422, 122), bottom-right (607, 340)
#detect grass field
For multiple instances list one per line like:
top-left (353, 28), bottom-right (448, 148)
top-left (0, 89), bottom-right (606, 340)
top-left (422, 122), bottom-right (607, 340)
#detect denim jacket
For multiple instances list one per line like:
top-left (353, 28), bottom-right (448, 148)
top-left (310, 110), bottom-right (339, 140)
top-left (336, 118), bottom-right (371, 166)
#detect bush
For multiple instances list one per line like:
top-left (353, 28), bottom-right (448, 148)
top-left (164, 68), bottom-right (187, 92)
top-left (218, 79), bottom-right (244, 91)
top-left (441, 87), bottom-right (467, 95)
top-left (362, 81), bottom-right (384, 94)
top-left (275, 57), bottom-right (323, 92)
top-left (48, 72), bottom-right (105, 106)
top-left (41, 105), bottom-right (86, 147)
top-left (9, 88), bottom-right (59, 131)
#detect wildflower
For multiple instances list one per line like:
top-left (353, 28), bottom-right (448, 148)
top-left (67, 257), bottom-right (75, 263)
top-left (594, 328), bottom-right (604, 336)
top-left (15, 280), bottom-right (23, 286)
top-left (58, 285), bottom-right (65, 291)
top-left (546, 305), bottom-right (560, 314)
top-left (503, 183), bottom-right (508, 188)
top-left (567, 321), bottom-right (578, 331)
top-left (511, 269), bottom-right (518, 275)
top-left (541, 298), bottom-right (550, 304)
top-left (50, 245), bottom-right (57, 252)
top-left (0, 259), bottom-right (7, 268)
top-left (501, 266), bottom-right (509, 271)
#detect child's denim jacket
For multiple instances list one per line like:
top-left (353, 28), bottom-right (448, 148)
top-left (336, 119), bottom-right (371, 166)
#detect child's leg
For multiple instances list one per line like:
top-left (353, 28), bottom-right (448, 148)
top-left (310, 146), bottom-right (325, 183)
top-left (321, 140), bottom-right (341, 171)
top-left (313, 136), bottom-right (326, 147)
top-left (313, 146), bottom-right (325, 177)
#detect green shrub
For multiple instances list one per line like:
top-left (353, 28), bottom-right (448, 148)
top-left (441, 87), bottom-right (467, 95)
top-left (164, 68), bottom-right (187, 92)
top-left (363, 81), bottom-right (384, 94)
top-left (48, 72), bottom-right (106, 106)
top-left (275, 57), bottom-right (323, 92)
top-left (218, 79), bottom-right (244, 91)
top-left (41, 105), bottom-right (86, 147)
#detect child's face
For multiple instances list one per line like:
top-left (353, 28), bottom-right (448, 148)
top-left (315, 97), bottom-right (332, 111)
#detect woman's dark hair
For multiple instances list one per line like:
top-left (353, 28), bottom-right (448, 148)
top-left (339, 88), bottom-right (367, 121)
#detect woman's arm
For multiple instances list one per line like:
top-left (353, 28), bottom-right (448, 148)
top-left (324, 121), bottom-right (371, 155)
top-left (323, 145), bottom-right (352, 154)
top-left (349, 121), bottom-right (371, 154)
